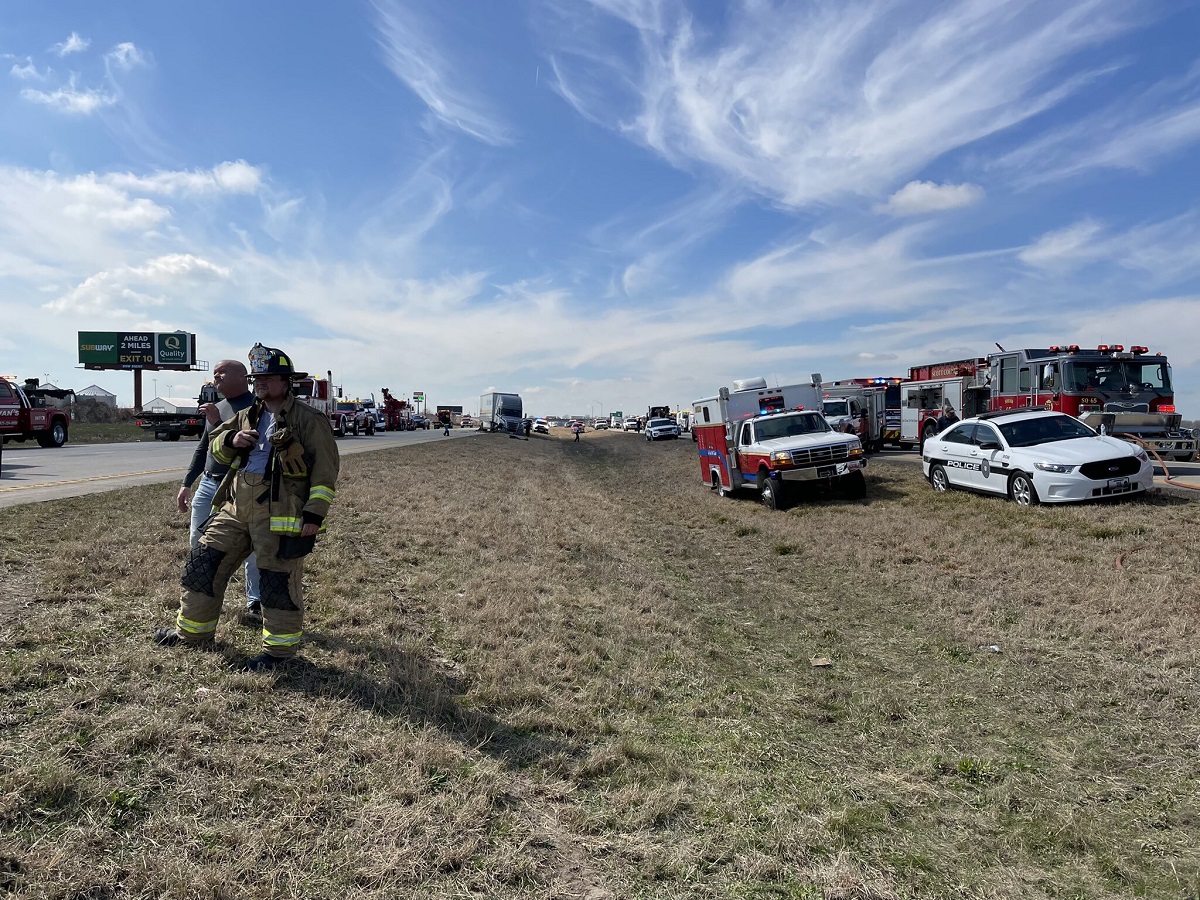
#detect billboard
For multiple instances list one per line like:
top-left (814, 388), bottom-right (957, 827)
top-left (78, 331), bottom-right (196, 370)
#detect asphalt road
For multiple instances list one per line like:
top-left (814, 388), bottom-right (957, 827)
top-left (0, 427), bottom-right (480, 509)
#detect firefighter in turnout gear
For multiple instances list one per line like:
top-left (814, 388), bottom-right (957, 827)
top-left (154, 344), bottom-right (340, 671)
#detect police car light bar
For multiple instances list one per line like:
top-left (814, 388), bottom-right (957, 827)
top-left (1131, 345), bottom-right (1148, 354)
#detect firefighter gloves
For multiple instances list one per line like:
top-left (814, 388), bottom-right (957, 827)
top-left (270, 428), bottom-right (309, 476)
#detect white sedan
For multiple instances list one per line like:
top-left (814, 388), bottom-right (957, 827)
top-left (921, 410), bottom-right (1152, 506)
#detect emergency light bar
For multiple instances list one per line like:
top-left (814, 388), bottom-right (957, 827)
top-left (1160, 405), bottom-right (1176, 413)
top-left (1131, 345), bottom-right (1148, 354)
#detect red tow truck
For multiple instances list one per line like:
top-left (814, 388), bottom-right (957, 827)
top-left (0, 377), bottom-right (72, 448)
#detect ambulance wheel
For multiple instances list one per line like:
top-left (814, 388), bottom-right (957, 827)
top-left (1009, 472), bottom-right (1040, 507)
top-left (760, 477), bottom-right (784, 511)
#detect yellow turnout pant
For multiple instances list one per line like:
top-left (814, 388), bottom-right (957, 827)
top-left (177, 471), bottom-right (306, 658)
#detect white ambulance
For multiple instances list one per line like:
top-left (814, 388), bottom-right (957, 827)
top-left (693, 376), bottom-right (866, 509)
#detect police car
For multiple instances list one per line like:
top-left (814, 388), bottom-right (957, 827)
top-left (922, 409), bottom-right (1152, 506)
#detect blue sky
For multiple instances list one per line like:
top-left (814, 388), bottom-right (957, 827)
top-left (2, 0), bottom-right (1199, 418)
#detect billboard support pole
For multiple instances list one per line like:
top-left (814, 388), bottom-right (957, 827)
top-left (133, 369), bottom-right (142, 411)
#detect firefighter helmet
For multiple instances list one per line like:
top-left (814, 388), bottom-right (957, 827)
top-left (247, 343), bottom-right (307, 380)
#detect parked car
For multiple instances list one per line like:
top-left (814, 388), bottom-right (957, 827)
top-left (592, 419), bottom-right (609, 430)
top-left (533, 418), bottom-right (550, 434)
top-left (410, 415), bottom-right (430, 430)
top-left (623, 418), bottom-right (640, 432)
top-left (645, 417), bottom-right (681, 441)
top-left (922, 409), bottom-right (1152, 506)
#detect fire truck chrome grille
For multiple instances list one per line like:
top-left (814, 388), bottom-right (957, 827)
top-left (790, 444), bottom-right (850, 467)
top-left (1079, 457), bottom-right (1140, 480)
top-left (1103, 402), bottom-right (1149, 413)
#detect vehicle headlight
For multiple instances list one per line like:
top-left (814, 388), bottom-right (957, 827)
top-left (1034, 461), bottom-right (1076, 473)
top-left (847, 442), bottom-right (863, 458)
top-left (770, 450), bottom-right (793, 463)
top-left (1134, 448), bottom-right (1149, 462)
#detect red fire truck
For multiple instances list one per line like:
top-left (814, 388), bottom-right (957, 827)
top-left (693, 376), bottom-right (866, 508)
top-left (986, 344), bottom-right (1194, 460)
top-left (898, 358), bottom-right (992, 449)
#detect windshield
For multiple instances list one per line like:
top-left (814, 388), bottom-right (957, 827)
top-left (1063, 360), bottom-right (1171, 393)
top-left (997, 414), bottom-right (1095, 447)
top-left (499, 405), bottom-right (521, 417)
top-left (822, 400), bottom-right (850, 417)
top-left (754, 412), bottom-right (830, 441)
top-left (336, 402), bottom-right (357, 412)
top-left (648, 418), bottom-right (672, 427)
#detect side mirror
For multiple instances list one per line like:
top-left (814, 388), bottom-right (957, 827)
top-left (978, 439), bottom-right (1000, 451)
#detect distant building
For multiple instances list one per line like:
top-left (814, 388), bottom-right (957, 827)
top-left (139, 397), bottom-right (200, 414)
top-left (76, 385), bottom-right (118, 408)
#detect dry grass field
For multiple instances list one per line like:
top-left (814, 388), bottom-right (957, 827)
top-left (1, 430), bottom-right (1198, 899)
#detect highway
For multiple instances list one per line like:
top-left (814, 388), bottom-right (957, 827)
top-left (0, 428), bottom-right (480, 510)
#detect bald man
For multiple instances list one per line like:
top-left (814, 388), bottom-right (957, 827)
top-left (177, 359), bottom-right (262, 618)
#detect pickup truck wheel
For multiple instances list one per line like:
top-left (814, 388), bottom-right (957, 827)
top-left (760, 476), bottom-right (783, 511)
top-left (38, 421), bottom-right (69, 448)
top-left (350, 421), bottom-right (359, 436)
top-left (842, 470), bottom-right (867, 500)
top-left (169, 433), bottom-right (181, 441)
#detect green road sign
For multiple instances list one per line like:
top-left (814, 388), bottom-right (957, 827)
top-left (78, 331), bottom-right (195, 370)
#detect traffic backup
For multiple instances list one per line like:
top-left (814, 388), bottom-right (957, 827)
top-left (693, 376), bottom-right (866, 509)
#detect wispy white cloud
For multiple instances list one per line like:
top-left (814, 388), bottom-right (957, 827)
top-left (21, 76), bottom-right (115, 114)
top-left (997, 63), bottom-right (1200, 185)
top-left (9, 57), bottom-right (47, 80)
top-left (1019, 220), bottom-right (1105, 268)
top-left (52, 32), bottom-right (90, 57)
top-left (106, 42), bottom-right (147, 71)
top-left (104, 161), bottom-right (264, 196)
top-left (1020, 213), bottom-right (1200, 285)
top-left (547, 0), bottom-right (1140, 206)
top-left (372, 0), bottom-right (513, 146)
top-left (44, 254), bottom-right (231, 315)
top-left (878, 181), bottom-right (984, 216)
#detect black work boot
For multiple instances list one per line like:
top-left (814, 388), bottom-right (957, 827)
top-left (238, 652), bottom-right (289, 673)
top-left (153, 627), bottom-right (186, 646)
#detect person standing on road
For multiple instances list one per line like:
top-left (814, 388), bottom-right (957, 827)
top-left (443, 416), bottom-right (451, 436)
top-left (155, 343), bottom-right (339, 672)
top-left (176, 359), bottom-right (261, 619)
top-left (572, 421), bottom-right (583, 442)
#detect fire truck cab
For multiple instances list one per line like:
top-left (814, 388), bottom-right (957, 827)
top-left (694, 376), bottom-right (866, 509)
top-left (987, 344), bottom-right (1194, 460)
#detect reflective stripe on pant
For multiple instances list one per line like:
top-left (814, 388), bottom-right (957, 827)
top-left (190, 473), bottom-right (261, 604)
top-left (178, 470), bottom-right (306, 657)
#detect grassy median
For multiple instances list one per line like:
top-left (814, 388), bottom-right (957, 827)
top-left (1, 431), bottom-right (1198, 899)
